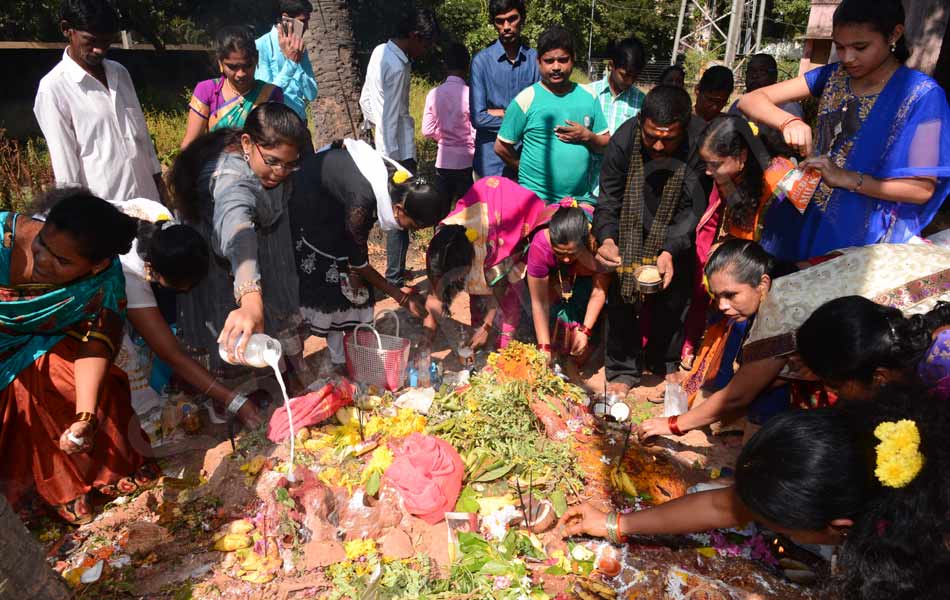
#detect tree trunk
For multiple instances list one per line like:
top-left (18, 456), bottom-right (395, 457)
top-left (306, 0), bottom-right (365, 147)
top-left (0, 495), bottom-right (73, 600)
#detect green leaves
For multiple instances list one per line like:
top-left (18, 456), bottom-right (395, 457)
top-left (455, 486), bottom-right (481, 513)
top-left (365, 470), bottom-right (382, 497)
top-left (274, 486), bottom-right (295, 509)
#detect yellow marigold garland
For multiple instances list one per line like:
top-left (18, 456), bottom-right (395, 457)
top-left (873, 419), bottom-right (924, 489)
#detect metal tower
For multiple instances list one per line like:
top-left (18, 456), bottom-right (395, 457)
top-left (670, 0), bottom-right (769, 67)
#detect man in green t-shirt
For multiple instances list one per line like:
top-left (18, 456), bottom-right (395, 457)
top-left (494, 26), bottom-right (609, 204)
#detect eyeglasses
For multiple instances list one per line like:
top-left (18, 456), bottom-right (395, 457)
top-left (255, 144), bottom-right (301, 172)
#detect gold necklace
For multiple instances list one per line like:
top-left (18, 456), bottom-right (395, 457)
top-left (224, 77), bottom-right (249, 100)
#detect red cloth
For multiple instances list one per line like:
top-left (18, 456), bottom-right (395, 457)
top-left (384, 433), bottom-right (464, 524)
top-left (267, 381), bottom-right (354, 443)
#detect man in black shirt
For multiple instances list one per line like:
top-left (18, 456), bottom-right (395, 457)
top-left (594, 85), bottom-right (711, 395)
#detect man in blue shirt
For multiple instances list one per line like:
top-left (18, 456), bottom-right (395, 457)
top-left (255, 0), bottom-right (319, 123)
top-left (469, 0), bottom-right (540, 178)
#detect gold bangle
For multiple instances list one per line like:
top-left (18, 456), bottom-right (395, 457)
top-left (75, 411), bottom-right (99, 430)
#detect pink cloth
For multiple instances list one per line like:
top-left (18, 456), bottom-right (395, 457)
top-left (421, 76), bottom-right (475, 169)
top-left (383, 433), bottom-right (464, 524)
top-left (445, 177), bottom-right (547, 340)
top-left (682, 186), bottom-right (724, 358)
top-left (266, 381), bottom-right (354, 443)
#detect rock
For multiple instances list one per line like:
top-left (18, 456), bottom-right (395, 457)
top-left (405, 516), bottom-right (449, 570)
top-left (378, 528), bottom-right (414, 560)
top-left (201, 440), bottom-right (234, 479)
top-left (303, 539), bottom-right (346, 569)
top-left (337, 488), bottom-right (402, 540)
top-left (125, 522), bottom-right (171, 555)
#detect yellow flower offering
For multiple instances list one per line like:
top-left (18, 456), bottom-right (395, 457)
top-left (392, 170), bottom-right (411, 185)
top-left (465, 227), bottom-right (479, 243)
top-left (874, 419), bottom-right (924, 488)
top-left (362, 446), bottom-right (395, 482)
top-left (344, 538), bottom-right (379, 561)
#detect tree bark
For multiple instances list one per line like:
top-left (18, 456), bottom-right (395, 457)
top-left (0, 495), bottom-right (73, 600)
top-left (306, 0), bottom-right (365, 147)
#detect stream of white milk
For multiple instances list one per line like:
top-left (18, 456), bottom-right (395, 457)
top-left (265, 350), bottom-right (296, 482)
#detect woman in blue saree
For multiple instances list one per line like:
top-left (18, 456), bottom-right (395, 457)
top-left (0, 190), bottom-right (154, 524)
top-left (738, 0), bottom-right (950, 261)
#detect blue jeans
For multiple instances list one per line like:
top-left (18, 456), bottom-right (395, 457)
top-left (385, 228), bottom-right (410, 286)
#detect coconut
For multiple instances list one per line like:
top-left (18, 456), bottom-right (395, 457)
top-left (520, 495), bottom-right (556, 533)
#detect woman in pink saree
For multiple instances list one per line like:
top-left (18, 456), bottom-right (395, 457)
top-left (424, 176), bottom-right (552, 351)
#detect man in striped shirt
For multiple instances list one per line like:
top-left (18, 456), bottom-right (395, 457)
top-left (588, 37), bottom-right (647, 195)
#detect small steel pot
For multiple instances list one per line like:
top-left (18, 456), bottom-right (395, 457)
top-left (633, 265), bottom-right (662, 294)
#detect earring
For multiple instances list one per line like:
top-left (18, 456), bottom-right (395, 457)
top-left (891, 43), bottom-right (897, 53)
top-left (243, 153), bottom-right (250, 162)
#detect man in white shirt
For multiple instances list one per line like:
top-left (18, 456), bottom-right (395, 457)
top-left (359, 8), bottom-right (439, 287)
top-left (34, 0), bottom-right (165, 204)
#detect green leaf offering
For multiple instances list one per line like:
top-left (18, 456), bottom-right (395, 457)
top-left (550, 489), bottom-right (568, 517)
top-left (365, 470), bottom-right (381, 497)
top-left (455, 486), bottom-right (481, 513)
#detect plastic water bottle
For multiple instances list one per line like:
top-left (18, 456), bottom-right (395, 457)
top-left (218, 333), bottom-right (283, 368)
top-left (429, 361), bottom-right (442, 389)
top-left (416, 348), bottom-right (431, 388)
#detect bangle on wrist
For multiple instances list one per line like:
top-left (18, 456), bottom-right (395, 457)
top-left (203, 379), bottom-right (217, 396)
top-left (851, 172), bottom-right (865, 192)
top-left (228, 393), bottom-right (249, 415)
top-left (480, 320), bottom-right (493, 332)
top-left (606, 511), bottom-right (627, 544)
top-left (397, 292), bottom-right (410, 307)
top-left (538, 343), bottom-right (553, 352)
top-left (780, 116), bottom-right (803, 132)
top-left (235, 280), bottom-right (262, 306)
top-left (75, 411), bottom-right (99, 431)
top-left (576, 324), bottom-right (593, 337)
top-left (668, 415), bottom-right (683, 436)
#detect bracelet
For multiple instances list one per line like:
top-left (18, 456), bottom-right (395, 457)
top-left (668, 415), bottom-right (683, 436)
top-left (538, 343), bottom-right (553, 352)
top-left (75, 411), bottom-right (99, 431)
top-left (234, 280), bottom-right (262, 306)
top-left (480, 321), bottom-right (493, 332)
top-left (780, 116), bottom-right (803, 132)
top-left (851, 172), bottom-right (865, 192)
top-left (203, 379), bottom-right (218, 396)
top-left (398, 292), bottom-right (410, 307)
top-left (228, 393), bottom-right (249, 415)
top-left (576, 324), bottom-right (593, 337)
top-left (605, 511), bottom-right (626, 544)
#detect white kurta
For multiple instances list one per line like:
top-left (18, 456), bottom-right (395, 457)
top-left (34, 50), bottom-right (162, 203)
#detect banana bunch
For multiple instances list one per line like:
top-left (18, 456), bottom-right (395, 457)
top-left (572, 577), bottom-right (617, 600)
top-left (609, 466), bottom-right (638, 499)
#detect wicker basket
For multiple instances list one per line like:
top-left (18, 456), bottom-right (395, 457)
top-left (344, 311), bottom-right (410, 391)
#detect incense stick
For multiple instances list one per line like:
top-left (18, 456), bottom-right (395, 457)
top-left (528, 470), bottom-right (533, 526)
top-left (514, 479), bottom-right (530, 527)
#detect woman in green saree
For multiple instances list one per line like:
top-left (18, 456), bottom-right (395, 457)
top-left (181, 26), bottom-right (285, 149)
top-left (0, 189), bottom-right (155, 524)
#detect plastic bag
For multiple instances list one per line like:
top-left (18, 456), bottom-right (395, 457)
top-left (663, 383), bottom-right (688, 417)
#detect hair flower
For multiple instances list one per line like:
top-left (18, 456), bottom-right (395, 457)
top-left (465, 228), bottom-right (479, 243)
top-left (873, 419), bottom-right (924, 489)
top-left (392, 170), bottom-right (411, 185)
top-left (748, 121), bottom-right (760, 136)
